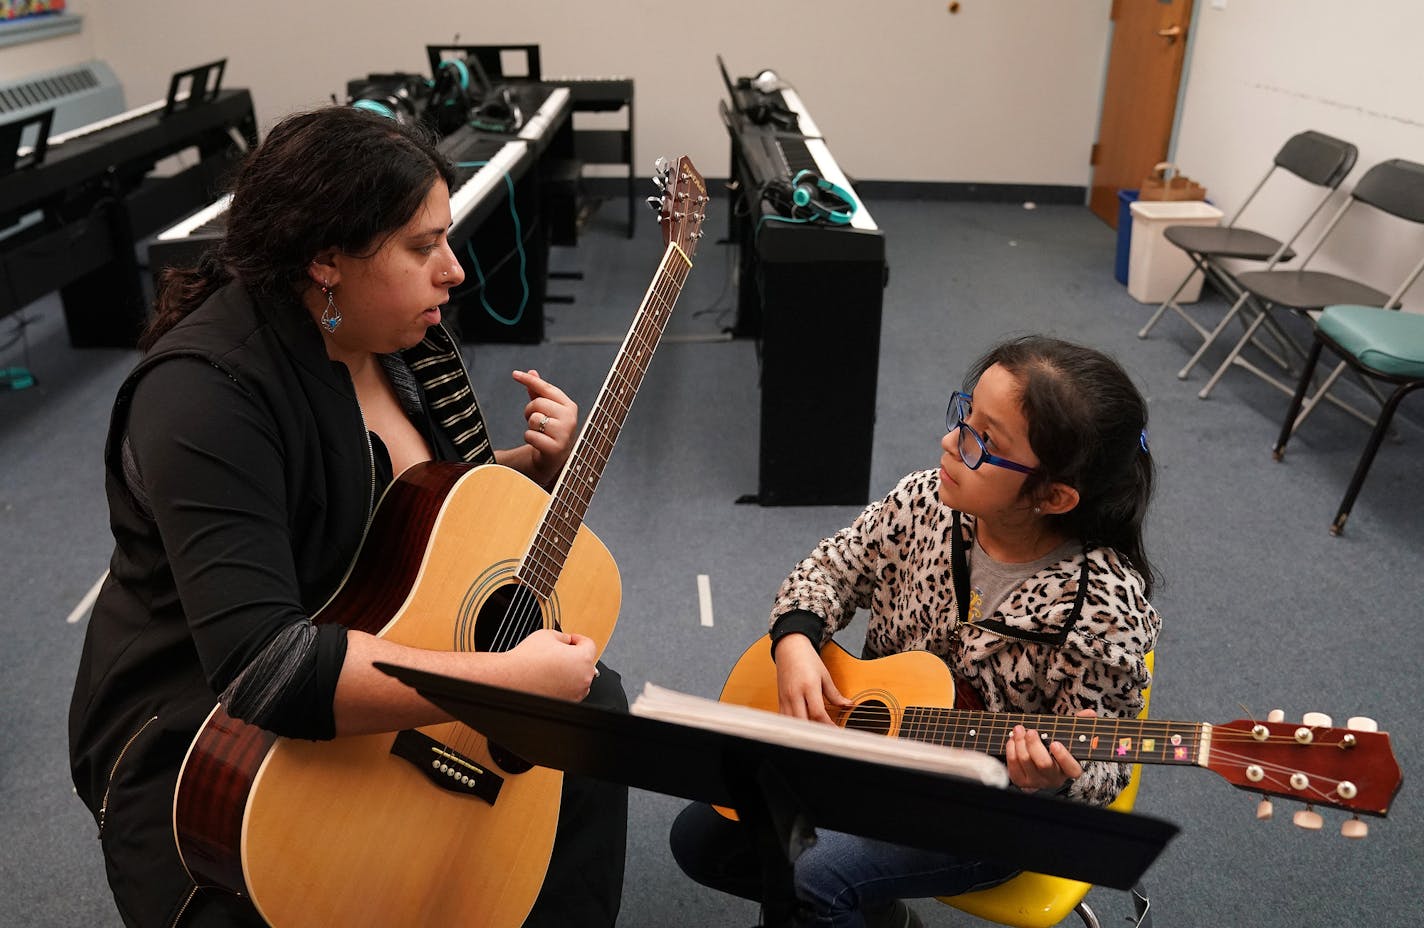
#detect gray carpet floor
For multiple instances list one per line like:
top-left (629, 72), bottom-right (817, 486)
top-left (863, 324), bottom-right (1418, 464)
top-left (1, 196), bottom-right (1420, 927)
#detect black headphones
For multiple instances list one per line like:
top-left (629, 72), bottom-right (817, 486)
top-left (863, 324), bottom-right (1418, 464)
top-left (763, 169), bottom-right (857, 225)
top-left (747, 100), bottom-right (797, 131)
top-left (348, 73), bottom-right (427, 125)
top-left (425, 59), bottom-right (475, 136)
top-left (469, 85), bottom-right (521, 134)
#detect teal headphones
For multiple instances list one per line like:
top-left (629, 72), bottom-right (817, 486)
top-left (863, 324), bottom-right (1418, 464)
top-left (427, 59), bottom-right (475, 134)
top-left (443, 58), bottom-right (471, 92)
top-left (790, 169), bottom-right (857, 225)
top-left (352, 98), bottom-right (397, 119)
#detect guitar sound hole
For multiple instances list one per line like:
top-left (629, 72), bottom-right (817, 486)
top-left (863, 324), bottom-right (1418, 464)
top-left (474, 582), bottom-right (546, 653)
top-left (844, 700), bottom-right (892, 737)
top-left (474, 582), bottom-right (545, 775)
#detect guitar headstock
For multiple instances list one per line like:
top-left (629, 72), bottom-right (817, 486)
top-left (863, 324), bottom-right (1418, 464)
top-left (650, 155), bottom-right (708, 259)
top-left (1208, 713), bottom-right (1401, 837)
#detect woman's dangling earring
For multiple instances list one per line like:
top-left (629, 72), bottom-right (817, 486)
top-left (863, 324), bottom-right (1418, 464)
top-left (320, 284), bottom-right (342, 334)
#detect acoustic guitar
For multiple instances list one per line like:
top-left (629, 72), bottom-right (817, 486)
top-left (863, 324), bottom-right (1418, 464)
top-left (173, 156), bottom-right (708, 926)
top-left (720, 636), bottom-right (1402, 832)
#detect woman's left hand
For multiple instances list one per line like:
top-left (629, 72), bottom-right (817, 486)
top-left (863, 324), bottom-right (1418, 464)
top-left (513, 368), bottom-right (578, 486)
top-left (1004, 708), bottom-right (1093, 793)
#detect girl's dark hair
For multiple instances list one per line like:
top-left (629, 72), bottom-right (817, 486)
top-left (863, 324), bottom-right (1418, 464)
top-left (142, 106), bottom-right (458, 350)
top-left (966, 335), bottom-right (1158, 596)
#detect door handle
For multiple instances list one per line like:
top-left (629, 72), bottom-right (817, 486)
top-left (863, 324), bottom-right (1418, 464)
top-left (1157, 25), bottom-right (1182, 41)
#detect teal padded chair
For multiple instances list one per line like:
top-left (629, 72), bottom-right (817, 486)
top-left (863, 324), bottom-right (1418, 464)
top-left (1273, 304), bottom-right (1424, 534)
top-left (1193, 159), bottom-right (1424, 418)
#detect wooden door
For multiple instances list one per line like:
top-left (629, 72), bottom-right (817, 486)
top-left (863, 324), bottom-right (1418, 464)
top-left (1089, 0), bottom-right (1194, 228)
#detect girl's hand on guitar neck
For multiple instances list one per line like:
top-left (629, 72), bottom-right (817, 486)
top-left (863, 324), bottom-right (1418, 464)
top-left (773, 634), bottom-right (854, 725)
top-left (1003, 709), bottom-right (1093, 792)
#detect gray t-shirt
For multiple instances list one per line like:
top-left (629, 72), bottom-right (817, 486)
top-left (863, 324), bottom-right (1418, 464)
top-left (967, 537), bottom-right (1080, 625)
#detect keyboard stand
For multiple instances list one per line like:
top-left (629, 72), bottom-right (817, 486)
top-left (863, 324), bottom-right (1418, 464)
top-left (0, 108), bottom-right (53, 177)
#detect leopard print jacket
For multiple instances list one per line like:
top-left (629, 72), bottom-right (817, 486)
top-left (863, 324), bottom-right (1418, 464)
top-left (770, 468), bottom-right (1160, 806)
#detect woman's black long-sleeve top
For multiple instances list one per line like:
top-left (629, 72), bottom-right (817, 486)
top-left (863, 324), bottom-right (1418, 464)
top-left (68, 281), bottom-right (493, 927)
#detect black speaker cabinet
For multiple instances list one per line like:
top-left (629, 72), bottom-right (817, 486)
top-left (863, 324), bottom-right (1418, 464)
top-left (755, 231), bottom-right (884, 506)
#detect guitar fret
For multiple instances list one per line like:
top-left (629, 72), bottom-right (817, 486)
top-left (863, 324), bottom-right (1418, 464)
top-left (516, 157), bottom-right (705, 604)
top-left (896, 706), bottom-right (1204, 768)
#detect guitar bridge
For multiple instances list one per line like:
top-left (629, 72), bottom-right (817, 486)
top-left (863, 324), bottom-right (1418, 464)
top-left (390, 729), bottom-right (503, 805)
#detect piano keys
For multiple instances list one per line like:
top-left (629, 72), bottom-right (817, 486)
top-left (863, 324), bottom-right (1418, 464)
top-left (0, 88), bottom-right (255, 228)
top-left (150, 84), bottom-right (573, 346)
top-left (149, 133), bottom-right (533, 277)
top-left (719, 64), bottom-right (887, 506)
top-left (0, 88), bottom-right (256, 347)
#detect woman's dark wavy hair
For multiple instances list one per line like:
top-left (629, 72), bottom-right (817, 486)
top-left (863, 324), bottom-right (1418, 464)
top-left (965, 335), bottom-right (1158, 596)
top-left (142, 106), bottom-right (458, 350)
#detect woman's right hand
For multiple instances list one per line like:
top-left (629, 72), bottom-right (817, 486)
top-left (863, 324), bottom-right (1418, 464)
top-left (774, 634), bottom-right (851, 725)
top-left (505, 628), bottom-right (599, 701)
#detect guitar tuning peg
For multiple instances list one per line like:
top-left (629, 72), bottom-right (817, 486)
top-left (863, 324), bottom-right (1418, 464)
top-left (1341, 816), bottom-right (1368, 839)
top-left (1255, 798), bottom-right (1274, 820)
top-left (1267, 708), bottom-right (1285, 723)
top-left (1302, 711), bottom-right (1333, 728)
top-left (1292, 806), bottom-right (1324, 831)
top-left (653, 156), bottom-right (670, 175)
top-left (646, 196), bottom-right (664, 214)
top-left (1346, 716), bottom-right (1378, 732)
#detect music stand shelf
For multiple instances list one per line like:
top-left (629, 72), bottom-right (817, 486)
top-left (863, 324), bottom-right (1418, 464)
top-left (376, 663), bottom-right (1178, 926)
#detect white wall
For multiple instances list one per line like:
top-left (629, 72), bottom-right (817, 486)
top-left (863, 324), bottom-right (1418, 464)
top-left (16, 0), bottom-right (1424, 316)
top-left (48, 0), bottom-right (1111, 188)
top-left (0, 18), bottom-right (92, 83)
top-left (1174, 0), bottom-right (1424, 312)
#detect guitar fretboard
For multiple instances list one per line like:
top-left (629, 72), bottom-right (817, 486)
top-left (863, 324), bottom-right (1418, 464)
top-left (519, 243), bottom-right (693, 597)
top-left (887, 707), bottom-right (1209, 768)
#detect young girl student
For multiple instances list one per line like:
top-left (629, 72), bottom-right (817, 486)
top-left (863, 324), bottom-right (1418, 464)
top-left (670, 335), bottom-right (1161, 928)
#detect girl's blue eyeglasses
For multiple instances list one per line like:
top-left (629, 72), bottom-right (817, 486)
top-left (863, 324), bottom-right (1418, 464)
top-left (945, 392), bottom-right (1040, 476)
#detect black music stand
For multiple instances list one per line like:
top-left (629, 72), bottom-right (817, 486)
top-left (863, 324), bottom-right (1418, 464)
top-left (164, 59), bottom-right (226, 116)
top-left (0, 108), bottom-right (53, 177)
top-left (376, 664), bottom-right (1178, 927)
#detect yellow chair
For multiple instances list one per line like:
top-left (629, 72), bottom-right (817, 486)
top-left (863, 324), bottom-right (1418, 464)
top-left (937, 652), bottom-right (1156, 928)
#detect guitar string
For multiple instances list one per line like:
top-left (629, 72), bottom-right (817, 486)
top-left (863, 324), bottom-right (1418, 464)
top-left (482, 255), bottom-right (688, 660)
top-left (827, 703), bottom-right (1372, 803)
top-left (832, 702), bottom-right (1359, 746)
top-left (443, 253), bottom-right (689, 762)
top-left (483, 260), bottom-right (678, 654)
top-left (475, 245), bottom-right (691, 677)
top-left (436, 172), bottom-right (702, 768)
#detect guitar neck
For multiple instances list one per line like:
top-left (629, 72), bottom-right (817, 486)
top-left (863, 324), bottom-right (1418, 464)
top-left (895, 706), bottom-right (1208, 768)
top-left (519, 242), bottom-right (693, 597)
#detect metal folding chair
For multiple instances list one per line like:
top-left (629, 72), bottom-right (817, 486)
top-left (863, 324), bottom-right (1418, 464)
top-left (1141, 131), bottom-right (1357, 378)
top-left (1194, 159), bottom-right (1424, 425)
top-left (1273, 305), bottom-right (1424, 534)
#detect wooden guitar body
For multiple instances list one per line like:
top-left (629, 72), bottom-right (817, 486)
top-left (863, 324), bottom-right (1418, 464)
top-left (175, 155), bottom-right (709, 925)
top-left (720, 635), bottom-right (962, 729)
top-left (718, 634), bottom-right (1402, 825)
top-left (175, 463), bottom-right (621, 927)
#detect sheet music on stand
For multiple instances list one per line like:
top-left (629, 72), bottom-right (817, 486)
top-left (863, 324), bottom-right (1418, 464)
top-left (632, 682), bottom-right (1008, 786)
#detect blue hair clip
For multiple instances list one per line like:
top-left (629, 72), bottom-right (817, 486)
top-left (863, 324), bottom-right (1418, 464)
top-left (1139, 428), bottom-right (1150, 454)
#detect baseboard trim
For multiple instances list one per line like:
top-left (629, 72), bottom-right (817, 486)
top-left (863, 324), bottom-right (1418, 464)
top-left (579, 176), bottom-right (1085, 205)
top-left (852, 180), bottom-right (1087, 204)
